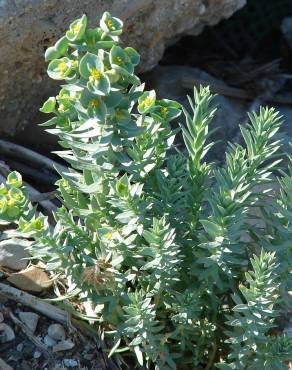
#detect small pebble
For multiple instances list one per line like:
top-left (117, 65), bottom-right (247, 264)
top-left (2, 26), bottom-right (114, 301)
top-left (16, 343), bottom-right (24, 352)
top-left (44, 334), bottom-right (57, 347)
top-left (64, 359), bottom-right (78, 367)
top-left (48, 323), bottom-right (66, 341)
top-left (33, 350), bottom-right (42, 359)
top-left (83, 353), bottom-right (94, 361)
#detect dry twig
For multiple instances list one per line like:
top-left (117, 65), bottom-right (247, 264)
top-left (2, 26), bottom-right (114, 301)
top-left (0, 140), bottom-right (67, 174)
top-left (0, 283), bottom-right (68, 325)
top-left (181, 76), bottom-right (292, 106)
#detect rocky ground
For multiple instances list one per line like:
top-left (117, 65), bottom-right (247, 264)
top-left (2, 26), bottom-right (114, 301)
top-left (0, 299), bottom-right (113, 369)
top-left (0, 282), bottom-right (120, 370)
top-left (0, 238), bottom-right (120, 369)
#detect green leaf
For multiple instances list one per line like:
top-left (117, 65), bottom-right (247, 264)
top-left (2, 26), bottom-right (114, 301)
top-left (55, 36), bottom-right (69, 54)
top-left (45, 47), bottom-right (60, 62)
top-left (133, 345), bottom-right (144, 366)
top-left (124, 47), bottom-right (140, 65)
top-left (40, 97), bottom-right (56, 113)
top-left (200, 219), bottom-right (222, 238)
top-left (109, 338), bottom-right (121, 357)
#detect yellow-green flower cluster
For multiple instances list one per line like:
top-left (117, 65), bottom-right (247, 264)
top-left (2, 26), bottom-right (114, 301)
top-left (0, 171), bottom-right (27, 221)
top-left (19, 216), bottom-right (46, 234)
top-left (41, 11), bottom-right (182, 142)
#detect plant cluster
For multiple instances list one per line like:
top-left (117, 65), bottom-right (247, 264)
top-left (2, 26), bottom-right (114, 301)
top-left (1, 12), bottom-right (291, 369)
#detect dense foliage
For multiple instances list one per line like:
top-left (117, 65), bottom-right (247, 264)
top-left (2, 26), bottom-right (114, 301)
top-left (1, 12), bottom-right (291, 369)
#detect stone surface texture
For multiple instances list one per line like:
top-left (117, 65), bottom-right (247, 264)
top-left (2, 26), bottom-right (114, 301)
top-left (18, 312), bottom-right (39, 333)
top-left (0, 0), bottom-right (245, 136)
top-left (0, 323), bottom-right (15, 343)
top-left (0, 239), bottom-right (31, 271)
top-left (47, 323), bottom-right (66, 341)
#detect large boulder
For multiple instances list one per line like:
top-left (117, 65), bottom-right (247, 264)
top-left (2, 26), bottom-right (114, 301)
top-left (0, 0), bottom-right (245, 137)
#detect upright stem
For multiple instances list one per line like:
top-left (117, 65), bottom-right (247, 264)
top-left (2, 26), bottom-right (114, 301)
top-left (205, 341), bottom-right (217, 370)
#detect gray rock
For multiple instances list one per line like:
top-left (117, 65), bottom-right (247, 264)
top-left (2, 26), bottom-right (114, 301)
top-left (47, 323), bottom-right (66, 341)
top-left (0, 323), bottom-right (15, 343)
top-left (0, 0), bottom-right (245, 138)
top-left (281, 17), bottom-right (292, 49)
top-left (0, 312), bottom-right (3, 323)
top-left (0, 239), bottom-right (31, 271)
top-left (53, 339), bottom-right (75, 352)
top-left (43, 334), bottom-right (57, 347)
top-left (18, 311), bottom-right (39, 333)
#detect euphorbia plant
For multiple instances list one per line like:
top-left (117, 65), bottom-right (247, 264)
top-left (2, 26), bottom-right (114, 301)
top-left (1, 12), bottom-right (291, 369)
